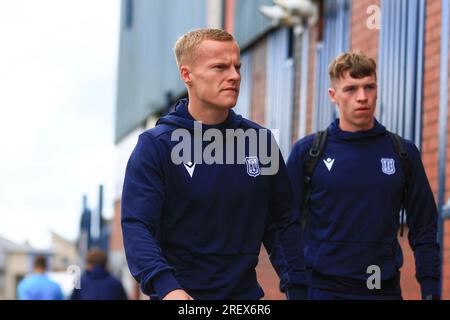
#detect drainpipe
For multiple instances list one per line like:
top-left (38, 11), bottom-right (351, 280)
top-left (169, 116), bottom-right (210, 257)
top-left (437, 0), bottom-right (449, 297)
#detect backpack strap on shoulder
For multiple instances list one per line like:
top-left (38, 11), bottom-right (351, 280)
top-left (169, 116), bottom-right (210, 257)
top-left (387, 131), bottom-right (412, 237)
top-left (302, 130), bottom-right (328, 230)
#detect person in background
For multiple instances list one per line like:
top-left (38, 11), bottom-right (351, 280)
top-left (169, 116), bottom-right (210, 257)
top-left (17, 255), bottom-right (64, 300)
top-left (71, 249), bottom-right (127, 300)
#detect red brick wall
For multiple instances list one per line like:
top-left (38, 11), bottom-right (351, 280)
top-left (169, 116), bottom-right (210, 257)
top-left (110, 199), bottom-right (124, 252)
top-left (417, 0), bottom-right (443, 299)
top-left (398, 228), bottom-right (421, 300)
top-left (443, 0), bottom-right (450, 301)
top-left (306, 25), bottom-right (318, 135)
top-left (224, 0), bottom-right (235, 34)
top-left (247, 36), bottom-right (285, 298)
top-left (422, 0), bottom-right (441, 198)
top-left (350, 0), bottom-right (380, 62)
top-left (291, 22), bottom-right (319, 141)
top-left (250, 38), bottom-right (267, 126)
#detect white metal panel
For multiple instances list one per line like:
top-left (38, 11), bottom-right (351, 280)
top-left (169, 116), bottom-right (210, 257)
top-left (379, 0), bottom-right (425, 147)
top-left (234, 52), bottom-right (252, 119)
top-left (266, 28), bottom-right (294, 159)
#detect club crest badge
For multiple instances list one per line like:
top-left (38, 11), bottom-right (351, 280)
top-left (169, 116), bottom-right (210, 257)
top-left (381, 158), bottom-right (396, 175)
top-left (245, 156), bottom-right (261, 177)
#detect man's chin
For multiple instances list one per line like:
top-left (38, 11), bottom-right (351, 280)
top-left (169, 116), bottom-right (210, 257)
top-left (216, 100), bottom-right (238, 109)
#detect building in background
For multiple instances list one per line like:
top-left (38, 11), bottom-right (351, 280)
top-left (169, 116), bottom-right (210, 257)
top-left (0, 236), bottom-right (32, 299)
top-left (112, 0), bottom-right (450, 299)
top-left (1, 232), bottom-right (77, 300)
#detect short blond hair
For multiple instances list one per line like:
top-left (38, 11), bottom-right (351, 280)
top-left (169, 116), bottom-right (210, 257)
top-left (328, 51), bottom-right (377, 84)
top-left (174, 28), bottom-right (235, 68)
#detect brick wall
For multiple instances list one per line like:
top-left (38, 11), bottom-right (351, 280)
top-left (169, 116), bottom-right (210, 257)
top-left (406, 0), bottom-right (444, 299)
top-left (422, 0), bottom-right (441, 198)
top-left (443, 0), bottom-right (450, 301)
top-left (291, 21), bottom-right (319, 142)
top-left (109, 199), bottom-right (124, 252)
top-left (306, 25), bottom-right (318, 135)
top-left (398, 228), bottom-right (421, 300)
top-left (250, 37), bottom-right (267, 126)
top-left (422, 0), bottom-right (445, 299)
top-left (247, 36), bottom-right (285, 298)
top-left (224, 0), bottom-right (235, 34)
top-left (350, 0), bottom-right (380, 62)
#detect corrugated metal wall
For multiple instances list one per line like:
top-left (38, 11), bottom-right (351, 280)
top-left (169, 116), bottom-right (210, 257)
top-left (378, 0), bottom-right (425, 148)
top-left (115, 0), bottom-right (207, 142)
top-left (266, 28), bottom-right (294, 159)
top-left (313, 0), bottom-right (351, 132)
top-left (234, 51), bottom-right (252, 118)
top-left (298, 27), bottom-right (310, 140)
top-left (234, 0), bottom-right (273, 49)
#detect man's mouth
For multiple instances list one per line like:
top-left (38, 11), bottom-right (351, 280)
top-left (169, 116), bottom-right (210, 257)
top-left (222, 88), bottom-right (238, 92)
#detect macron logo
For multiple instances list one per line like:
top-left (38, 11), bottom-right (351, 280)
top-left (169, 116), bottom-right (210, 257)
top-left (183, 161), bottom-right (196, 178)
top-left (323, 158), bottom-right (335, 172)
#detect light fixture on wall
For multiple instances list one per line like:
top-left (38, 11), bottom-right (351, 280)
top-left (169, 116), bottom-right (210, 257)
top-left (259, 0), bottom-right (318, 35)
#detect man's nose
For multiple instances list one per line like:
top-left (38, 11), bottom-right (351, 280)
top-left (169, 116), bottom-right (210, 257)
top-left (356, 87), bottom-right (368, 101)
top-left (228, 67), bottom-right (241, 82)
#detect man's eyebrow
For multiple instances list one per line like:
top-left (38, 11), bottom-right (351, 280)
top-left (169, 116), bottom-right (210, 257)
top-left (208, 60), bottom-right (229, 65)
top-left (342, 82), bottom-right (377, 88)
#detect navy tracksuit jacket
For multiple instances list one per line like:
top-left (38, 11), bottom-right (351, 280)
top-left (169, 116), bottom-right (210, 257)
top-left (71, 267), bottom-right (127, 300)
top-left (286, 119), bottom-right (440, 299)
top-left (121, 99), bottom-right (307, 299)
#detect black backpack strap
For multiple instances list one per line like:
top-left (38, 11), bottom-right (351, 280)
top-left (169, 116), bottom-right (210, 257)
top-left (301, 130), bottom-right (328, 230)
top-left (387, 131), bottom-right (412, 237)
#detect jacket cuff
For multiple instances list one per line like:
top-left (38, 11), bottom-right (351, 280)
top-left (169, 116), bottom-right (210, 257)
top-left (150, 271), bottom-right (183, 299)
top-left (419, 278), bottom-right (440, 300)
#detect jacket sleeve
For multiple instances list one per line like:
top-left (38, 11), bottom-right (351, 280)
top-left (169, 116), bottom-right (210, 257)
top-left (263, 145), bottom-right (308, 298)
top-left (405, 143), bottom-right (441, 299)
top-left (121, 134), bottom-right (182, 298)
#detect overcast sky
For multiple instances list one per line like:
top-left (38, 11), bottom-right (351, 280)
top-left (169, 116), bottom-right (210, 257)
top-left (0, 0), bottom-right (120, 248)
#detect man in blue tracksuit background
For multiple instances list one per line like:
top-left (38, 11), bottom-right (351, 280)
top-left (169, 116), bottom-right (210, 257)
top-left (71, 249), bottom-right (127, 300)
top-left (286, 51), bottom-right (441, 300)
top-left (121, 29), bottom-right (307, 300)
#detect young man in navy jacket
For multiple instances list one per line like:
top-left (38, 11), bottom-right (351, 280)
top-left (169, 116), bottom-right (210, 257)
top-left (121, 29), bottom-right (307, 300)
top-left (286, 51), bottom-right (441, 300)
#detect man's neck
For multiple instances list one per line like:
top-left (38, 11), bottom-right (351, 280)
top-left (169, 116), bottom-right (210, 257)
top-left (187, 101), bottom-right (229, 125)
top-left (339, 120), bottom-right (375, 132)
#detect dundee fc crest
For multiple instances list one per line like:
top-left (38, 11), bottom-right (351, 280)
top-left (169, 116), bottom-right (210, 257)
top-left (381, 158), bottom-right (396, 175)
top-left (246, 156), bottom-right (261, 177)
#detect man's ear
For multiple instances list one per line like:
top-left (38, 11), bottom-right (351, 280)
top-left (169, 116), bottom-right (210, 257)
top-left (180, 66), bottom-right (191, 86)
top-left (328, 87), bottom-right (337, 104)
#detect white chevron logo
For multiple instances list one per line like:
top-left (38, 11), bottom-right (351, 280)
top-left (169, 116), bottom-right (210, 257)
top-left (323, 158), bottom-right (335, 172)
top-left (183, 161), bottom-right (196, 178)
